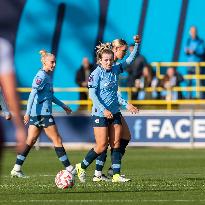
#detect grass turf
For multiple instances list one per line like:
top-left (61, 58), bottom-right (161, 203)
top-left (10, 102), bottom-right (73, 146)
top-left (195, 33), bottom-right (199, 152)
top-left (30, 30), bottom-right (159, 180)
top-left (1, 148), bottom-right (205, 205)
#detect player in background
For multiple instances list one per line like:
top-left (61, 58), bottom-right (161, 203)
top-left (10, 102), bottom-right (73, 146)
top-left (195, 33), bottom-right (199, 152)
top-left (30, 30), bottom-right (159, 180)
top-left (11, 50), bottom-right (75, 178)
top-left (93, 37), bottom-right (140, 182)
top-left (0, 37), bottom-right (26, 174)
top-left (75, 36), bottom-right (140, 183)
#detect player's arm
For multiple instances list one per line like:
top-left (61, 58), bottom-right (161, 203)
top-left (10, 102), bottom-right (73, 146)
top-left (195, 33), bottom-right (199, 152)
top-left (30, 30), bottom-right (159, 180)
top-left (117, 92), bottom-right (128, 107)
top-left (89, 88), bottom-right (113, 119)
top-left (126, 103), bottom-right (139, 114)
top-left (89, 88), bottom-right (105, 112)
top-left (121, 35), bottom-right (141, 70)
top-left (0, 90), bottom-right (11, 120)
top-left (52, 95), bottom-right (72, 114)
top-left (117, 93), bottom-right (139, 114)
top-left (0, 72), bottom-right (25, 126)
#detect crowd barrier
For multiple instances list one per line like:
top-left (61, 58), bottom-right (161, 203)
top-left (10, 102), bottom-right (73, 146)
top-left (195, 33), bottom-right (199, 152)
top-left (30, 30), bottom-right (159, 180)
top-left (3, 110), bottom-right (205, 148)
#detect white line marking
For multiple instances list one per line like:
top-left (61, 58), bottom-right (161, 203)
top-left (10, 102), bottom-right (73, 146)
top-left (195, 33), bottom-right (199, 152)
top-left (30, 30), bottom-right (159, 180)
top-left (2, 174), bottom-right (55, 178)
top-left (1, 199), bottom-right (205, 203)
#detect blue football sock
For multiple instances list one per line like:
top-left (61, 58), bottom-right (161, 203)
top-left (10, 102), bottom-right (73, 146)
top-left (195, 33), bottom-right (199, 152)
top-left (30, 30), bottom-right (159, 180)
top-left (81, 148), bottom-right (99, 169)
top-left (95, 147), bottom-right (108, 171)
top-left (111, 148), bottom-right (122, 175)
top-left (55, 146), bottom-right (71, 168)
top-left (15, 144), bottom-right (31, 166)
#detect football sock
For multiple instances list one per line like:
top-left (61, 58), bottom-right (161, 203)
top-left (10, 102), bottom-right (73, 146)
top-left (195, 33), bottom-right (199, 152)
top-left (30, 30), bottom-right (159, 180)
top-left (109, 139), bottom-right (130, 171)
top-left (55, 146), bottom-right (71, 168)
top-left (111, 148), bottom-right (122, 175)
top-left (95, 147), bottom-right (108, 173)
top-left (14, 144), bottom-right (31, 171)
top-left (81, 148), bottom-right (99, 169)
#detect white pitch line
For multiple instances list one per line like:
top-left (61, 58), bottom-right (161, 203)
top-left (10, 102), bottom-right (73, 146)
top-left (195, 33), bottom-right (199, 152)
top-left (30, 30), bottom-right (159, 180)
top-left (1, 199), bottom-right (205, 203)
top-left (2, 174), bottom-right (55, 178)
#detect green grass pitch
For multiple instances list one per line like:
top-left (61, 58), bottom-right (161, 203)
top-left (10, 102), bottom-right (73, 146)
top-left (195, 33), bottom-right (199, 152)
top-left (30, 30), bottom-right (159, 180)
top-left (1, 147), bottom-right (205, 205)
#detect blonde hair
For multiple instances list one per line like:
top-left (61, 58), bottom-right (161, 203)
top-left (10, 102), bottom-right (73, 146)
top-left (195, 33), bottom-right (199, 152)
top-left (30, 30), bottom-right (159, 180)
top-left (112, 39), bottom-right (127, 48)
top-left (39, 49), bottom-right (55, 64)
top-left (95, 42), bottom-right (114, 64)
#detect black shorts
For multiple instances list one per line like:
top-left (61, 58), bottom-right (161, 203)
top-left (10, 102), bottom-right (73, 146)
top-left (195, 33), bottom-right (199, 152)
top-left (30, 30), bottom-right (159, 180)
top-left (92, 112), bottom-right (122, 127)
top-left (29, 115), bottom-right (55, 128)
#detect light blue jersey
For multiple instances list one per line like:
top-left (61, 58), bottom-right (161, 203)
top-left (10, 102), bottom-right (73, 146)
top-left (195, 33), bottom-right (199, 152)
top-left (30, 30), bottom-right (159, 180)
top-left (26, 69), bottom-right (66, 116)
top-left (113, 61), bottom-right (129, 108)
top-left (88, 43), bottom-right (139, 117)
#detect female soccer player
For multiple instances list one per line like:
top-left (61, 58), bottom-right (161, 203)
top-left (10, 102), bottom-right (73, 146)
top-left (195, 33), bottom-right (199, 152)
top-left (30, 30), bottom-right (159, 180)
top-left (75, 36), bottom-right (140, 183)
top-left (93, 37), bottom-right (140, 182)
top-left (11, 50), bottom-right (75, 178)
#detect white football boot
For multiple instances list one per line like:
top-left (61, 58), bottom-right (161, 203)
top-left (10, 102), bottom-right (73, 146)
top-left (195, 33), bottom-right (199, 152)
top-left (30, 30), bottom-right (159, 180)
top-left (93, 174), bottom-right (110, 182)
top-left (10, 169), bottom-right (28, 178)
top-left (112, 174), bottom-right (131, 183)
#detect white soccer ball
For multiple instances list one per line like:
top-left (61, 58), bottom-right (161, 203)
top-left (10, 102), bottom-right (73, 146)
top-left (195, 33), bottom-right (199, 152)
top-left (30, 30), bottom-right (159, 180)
top-left (55, 170), bottom-right (75, 189)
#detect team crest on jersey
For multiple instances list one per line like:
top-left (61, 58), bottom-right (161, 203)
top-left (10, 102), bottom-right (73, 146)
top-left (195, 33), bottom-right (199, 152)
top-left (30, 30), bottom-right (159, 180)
top-left (95, 119), bottom-right (99, 123)
top-left (49, 118), bottom-right (53, 122)
top-left (35, 77), bottom-right (42, 85)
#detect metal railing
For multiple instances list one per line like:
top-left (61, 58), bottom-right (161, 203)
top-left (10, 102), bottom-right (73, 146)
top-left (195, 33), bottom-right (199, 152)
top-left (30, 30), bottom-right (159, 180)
top-left (17, 62), bottom-right (205, 111)
top-left (151, 62), bottom-right (205, 99)
top-left (17, 86), bottom-right (205, 111)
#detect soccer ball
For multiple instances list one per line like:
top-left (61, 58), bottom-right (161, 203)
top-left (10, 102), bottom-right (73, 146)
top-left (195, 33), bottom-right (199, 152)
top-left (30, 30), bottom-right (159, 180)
top-left (55, 170), bottom-right (74, 189)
